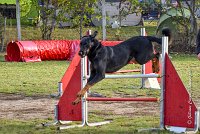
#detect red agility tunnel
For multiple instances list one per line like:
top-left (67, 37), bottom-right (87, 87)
top-left (5, 40), bottom-right (122, 62)
top-left (5, 40), bottom-right (80, 62)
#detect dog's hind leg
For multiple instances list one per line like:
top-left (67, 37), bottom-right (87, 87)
top-left (151, 53), bottom-right (160, 73)
top-left (72, 72), bottom-right (105, 105)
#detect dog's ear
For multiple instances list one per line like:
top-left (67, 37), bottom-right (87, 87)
top-left (91, 31), bottom-right (98, 38)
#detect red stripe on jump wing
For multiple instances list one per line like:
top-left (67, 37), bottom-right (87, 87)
top-left (86, 97), bottom-right (158, 102)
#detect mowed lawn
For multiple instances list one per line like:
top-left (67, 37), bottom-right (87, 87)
top-left (0, 53), bottom-right (200, 134)
top-left (0, 25), bottom-right (200, 134)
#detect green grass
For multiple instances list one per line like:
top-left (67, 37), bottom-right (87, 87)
top-left (0, 119), bottom-right (58, 134)
top-left (0, 59), bottom-right (69, 96)
top-left (0, 53), bottom-right (199, 134)
top-left (0, 117), bottom-right (168, 134)
top-left (169, 54), bottom-right (200, 98)
top-left (3, 25), bottom-right (157, 46)
top-left (1, 24), bottom-right (200, 133)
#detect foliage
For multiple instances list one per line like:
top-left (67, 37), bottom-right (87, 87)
top-left (39, 0), bottom-right (57, 40)
top-left (56, 0), bottom-right (145, 36)
top-left (20, 0), bottom-right (40, 25)
top-left (57, 0), bottom-right (99, 38)
top-left (57, 0), bottom-right (98, 25)
top-left (6, 0), bottom-right (34, 18)
top-left (115, 0), bottom-right (141, 26)
top-left (155, 0), bottom-right (200, 53)
top-left (19, 0), bottom-right (32, 17)
top-left (157, 8), bottom-right (190, 32)
top-left (0, 0), bottom-right (15, 4)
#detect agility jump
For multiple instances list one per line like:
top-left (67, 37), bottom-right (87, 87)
top-left (46, 30), bottom-right (199, 133)
top-left (54, 28), bottom-right (161, 98)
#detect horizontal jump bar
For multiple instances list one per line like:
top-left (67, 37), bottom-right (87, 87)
top-left (105, 74), bottom-right (160, 79)
top-left (86, 97), bottom-right (159, 102)
top-left (107, 69), bottom-right (141, 74)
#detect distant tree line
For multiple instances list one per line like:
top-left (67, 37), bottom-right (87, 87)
top-left (29, 0), bottom-right (200, 53)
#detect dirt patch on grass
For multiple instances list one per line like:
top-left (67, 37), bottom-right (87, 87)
top-left (0, 93), bottom-right (57, 120)
top-left (0, 93), bottom-right (199, 121)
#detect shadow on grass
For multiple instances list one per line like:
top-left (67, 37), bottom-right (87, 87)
top-left (0, 52), bottom-right (5, 62)
top-left (0, 56), bottom-right (5, 62)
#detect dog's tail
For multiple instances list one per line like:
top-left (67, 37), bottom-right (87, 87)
top-left (146, 28), bottom-right (172, 45)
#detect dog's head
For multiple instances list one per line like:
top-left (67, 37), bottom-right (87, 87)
top-left (151, 53), bottom-right (160, 73)
top-left (78, 31), bottom-right (98, 58)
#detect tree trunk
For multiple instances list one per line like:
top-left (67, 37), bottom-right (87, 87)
top-left (187, 0), bottom-right (197, 53)
top-left (40, 0), bottom-right (56, 40)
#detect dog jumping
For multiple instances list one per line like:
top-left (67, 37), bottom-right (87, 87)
top-left (72, 28), bottom-right (171, 105)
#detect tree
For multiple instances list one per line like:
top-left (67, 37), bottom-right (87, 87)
top-left (174, 0), bottom-right (199, 52)
top-left (57, 0), bottom-right (97, 38)
top-left (39, 0), bottom-right (57, 40)
top-left (0, 13), bottom-right (5, 51)
top-left (182, 0), bottom-right (199, 51)
top-left (117, 0), bottom-right (141, 26)
top-left (156, 0), bottom-right (200, 52)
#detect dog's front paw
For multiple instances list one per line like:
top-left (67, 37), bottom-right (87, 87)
top-left (77, 90), bottom-right (85, 98)
top-left (72, 97), bottom-right (81, 105)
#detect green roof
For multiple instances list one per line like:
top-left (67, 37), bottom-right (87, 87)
top-left (0, 0), bottom-right (16, 4)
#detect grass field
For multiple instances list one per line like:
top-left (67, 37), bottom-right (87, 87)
top-left (0, 52), bottom-right (200, 134)
top-left (0, 24), bottom-right (200, 133)
top-left (3, 23), bottom-right (158, 47)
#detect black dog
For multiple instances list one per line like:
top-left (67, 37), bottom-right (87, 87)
top-left (72, 28), bottom-right (171, 105)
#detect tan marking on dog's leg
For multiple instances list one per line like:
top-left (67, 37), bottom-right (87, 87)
top-left (151, 58), bottom-right (159, 73)
top-left (129, 57), bottom-right (138, 64)
top-left (72, 84), bottom-right (93, 105)
top-left (72, 97), bottom-right (82, 105)
top-left (77, 84), bottom-right (92, 97)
